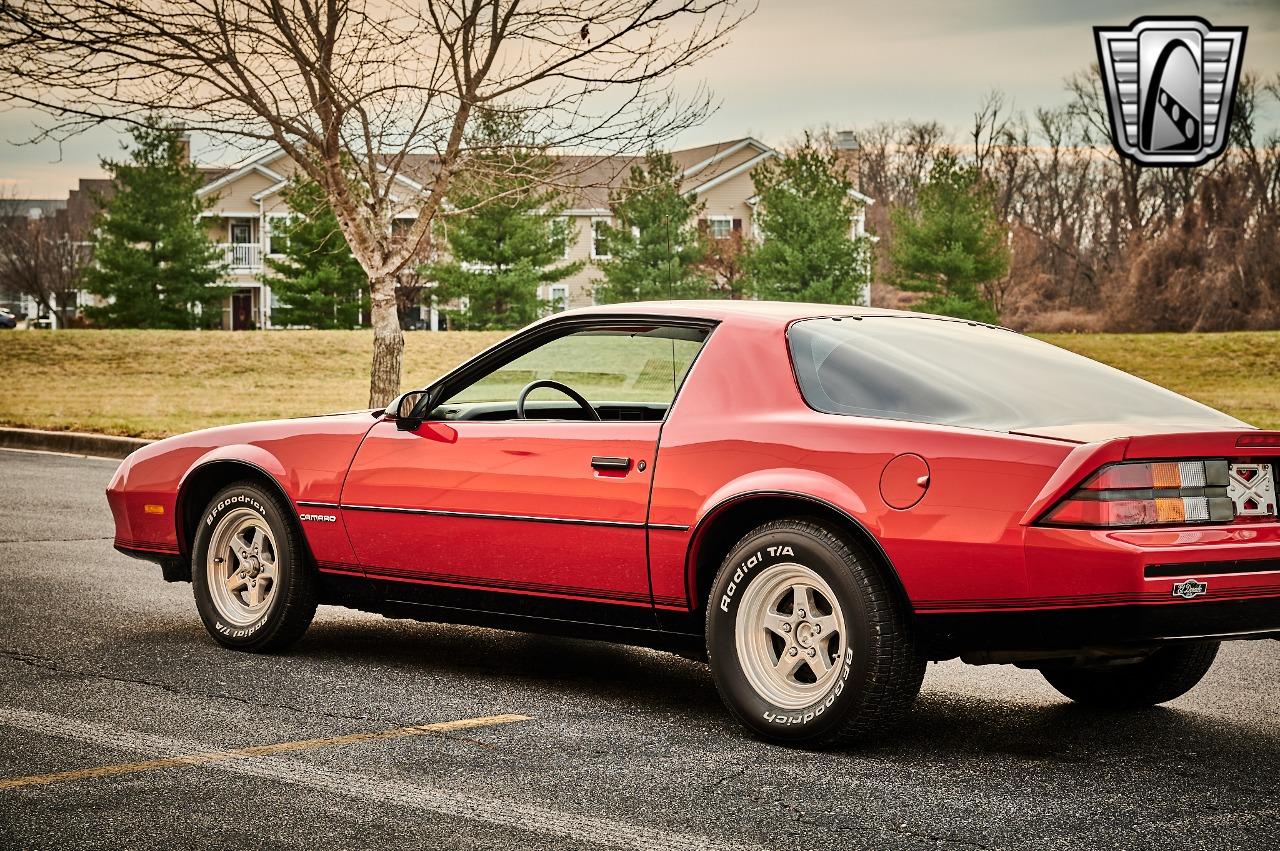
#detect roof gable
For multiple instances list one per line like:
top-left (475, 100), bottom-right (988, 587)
top-left (196, 148), bottom-right (289, 198)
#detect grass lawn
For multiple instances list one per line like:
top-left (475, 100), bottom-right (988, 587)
top-left (0, 330), bottom-right (503, 439)
top-left (0, 329), bottom-right (1276, 438)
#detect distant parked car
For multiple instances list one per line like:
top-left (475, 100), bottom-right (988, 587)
top-left (0, 308), bottom-right (17, 329)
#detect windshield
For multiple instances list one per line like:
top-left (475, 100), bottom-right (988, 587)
top-left (787, 316), bottom-right (1246, 433)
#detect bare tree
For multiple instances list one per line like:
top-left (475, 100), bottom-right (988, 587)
top-left (0, 199), bottom-right (91, 328)
top-left (854, 120), bottom-right (947, 210)
top-left (0, 0), bottom-right (751, 405)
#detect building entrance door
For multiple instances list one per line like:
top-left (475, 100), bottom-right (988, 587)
top-left (231, 291), bottom-right (253, 330)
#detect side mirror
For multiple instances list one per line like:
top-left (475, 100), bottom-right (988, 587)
top-left (384, 389), bottom-right (432, 431)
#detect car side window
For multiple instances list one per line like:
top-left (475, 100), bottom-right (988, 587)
top-left (435, 325), bottom-right (707, 421)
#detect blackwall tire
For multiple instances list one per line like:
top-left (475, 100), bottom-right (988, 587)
top-left (191, 482), bottom-right (317, 652)
top-left (706, 518), bottom-right (925, 747)
top-left (1041, 642), bottom-right (1219, 709)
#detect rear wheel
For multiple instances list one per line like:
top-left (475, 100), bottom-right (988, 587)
top-left (191, 482), bottom-right (317, 652)
top-left (1040, 642), bottom-right (1219, 709)
top-left (706, 518), bottom-right (925, 747)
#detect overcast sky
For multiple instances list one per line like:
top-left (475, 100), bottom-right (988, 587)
top-left (2, 0), bottom-right (1278, 198)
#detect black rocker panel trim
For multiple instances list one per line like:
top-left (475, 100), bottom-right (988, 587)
top-left (314, 573), bottom-right (700, 652)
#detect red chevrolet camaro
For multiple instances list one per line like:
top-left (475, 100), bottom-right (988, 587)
top-left (107, 302), bottom-right (1280, 745)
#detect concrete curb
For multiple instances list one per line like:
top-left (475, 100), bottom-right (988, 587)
top-left (0, 427), bottom-right (153, 460)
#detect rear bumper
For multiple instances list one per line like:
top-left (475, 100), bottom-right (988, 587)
top-left (916, 596), bottom-right (1280, 658)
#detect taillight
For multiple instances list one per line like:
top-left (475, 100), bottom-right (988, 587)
top-left (1040, 459), bottom-right (1233, 528)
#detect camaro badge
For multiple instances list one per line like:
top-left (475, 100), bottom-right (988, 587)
top-left (1173, 579), bottom-right (1209, 600)
top-left (1094, 17), bottom-right (1246, 167)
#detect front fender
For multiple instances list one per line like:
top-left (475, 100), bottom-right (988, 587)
top-left (106, 412), bottom-right (376, 557)
top-left (177, 444), bottom-right (292, 503)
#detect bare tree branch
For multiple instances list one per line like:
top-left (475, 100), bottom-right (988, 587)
top-left (0, 0), bottom-right (753, 404)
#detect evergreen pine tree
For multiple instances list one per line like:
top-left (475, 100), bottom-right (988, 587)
top-left (746, 139), bottom-right (869, 304)
top-left (423, 111), bottom-right (582, 330)
top-left (888, 151), bottom-right (1008, 323)
top-left (84, 116), bottom-right (227, 328)
top-left (262, 176), bottom-right (368, 328)
top-left (593, 151), bottom-right (710, 303)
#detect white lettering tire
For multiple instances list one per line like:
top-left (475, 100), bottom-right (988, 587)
top-left (191, 482), bottom-right (318, 652)
top-left (706, 519), bottom-right (925, 747)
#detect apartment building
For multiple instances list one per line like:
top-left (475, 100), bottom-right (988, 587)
top-left (6, 135), bottom-right (870, 329)
top-left (196, 136), bottom-right (871, 329)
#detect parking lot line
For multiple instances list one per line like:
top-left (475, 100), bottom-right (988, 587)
top-left (0, 705), bottom-right (763, 851)
top-left (0, 712), bottom-right (530, 791)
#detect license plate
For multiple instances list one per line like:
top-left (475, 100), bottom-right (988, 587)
top-left (1228, 463), bottom-right (1277, 517)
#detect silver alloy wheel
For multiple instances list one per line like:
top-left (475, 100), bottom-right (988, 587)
top-left (206, 507), bottom-right (280, 627)
top-left (734, 562), bottom-right (847, 710)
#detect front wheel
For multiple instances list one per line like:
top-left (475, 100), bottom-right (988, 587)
top-left (1040, 642), bottom-right (1219, 709)
top-left (191, 482), bottom-right (317, 652)
top-left (706, 519), bottom-right (925, 747)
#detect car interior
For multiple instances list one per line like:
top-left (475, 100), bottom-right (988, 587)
top-left (428, 324), bottom-right (709, 423)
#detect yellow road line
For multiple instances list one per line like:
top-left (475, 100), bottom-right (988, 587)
top-left (0, 713), bottom-right (530, 791)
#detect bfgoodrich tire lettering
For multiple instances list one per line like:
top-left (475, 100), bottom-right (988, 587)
top-left (706, 518), bottom-right (925, 746)
top-left (191, 482), bottom-right (317, 652)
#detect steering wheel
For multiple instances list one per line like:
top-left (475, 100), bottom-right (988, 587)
top-left (516, 379), bottom-right (601, 421)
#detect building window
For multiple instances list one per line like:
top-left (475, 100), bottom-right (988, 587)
top-left (560, 217), bottom-right (573, 260)
top-left (708, 216), bottom-right (733, 240)
top-left (230, 219), bottom-right (253, 245)
top-left (267, 215), bottom-right (291, 256)
top-left (591, 217), bottom-right (610, 259)
top-left (550, 285), bottom-right (568, 313)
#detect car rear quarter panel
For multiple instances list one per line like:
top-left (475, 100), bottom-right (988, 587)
top-left (648, 317), bottom-right (1075, 611)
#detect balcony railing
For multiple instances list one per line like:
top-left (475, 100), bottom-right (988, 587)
top-left (221, 243), bottom-right (261, 270)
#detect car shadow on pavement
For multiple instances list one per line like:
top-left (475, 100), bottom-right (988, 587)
top-left (889, 689), bottom-right (1279, 773)
top-left (281, 617), bottom-right (1280, 767)
top-left (294, 616), bottom-right (726, 713)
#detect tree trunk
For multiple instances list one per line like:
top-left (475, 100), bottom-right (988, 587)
top-left (367, 273), bottom-right (404, 410)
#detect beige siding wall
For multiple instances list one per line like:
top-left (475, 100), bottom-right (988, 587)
top-left (203, 218), bottom-right (229, 242)
top-left (693, 168), bottom-right (758, 231)
top-left (552, 215), bottom-right (605, 307)
top-left (680, 144), bottom-right (760, 186)
top-left (205, 169), bottom-right (278, 216)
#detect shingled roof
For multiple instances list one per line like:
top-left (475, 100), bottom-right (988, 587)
top-left (196, 138), bottom-right (777, 210)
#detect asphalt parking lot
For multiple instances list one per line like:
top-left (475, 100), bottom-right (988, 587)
top-left (0, 447), bottom-right (1277, 850)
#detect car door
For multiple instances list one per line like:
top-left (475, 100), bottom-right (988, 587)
top-left (340, 320), bottom-right (709, 611)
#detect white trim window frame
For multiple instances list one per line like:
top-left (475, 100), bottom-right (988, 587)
top-left (590, 217), bottom-right (611, 260)
top-left (707, 215), bottom-right (733, 240)
top-left (549, 284), bottom-right (569, 313)
top-left (265, 212), bottom-right (294, 258)
top-left (560, 216), bottom-right (573, 260)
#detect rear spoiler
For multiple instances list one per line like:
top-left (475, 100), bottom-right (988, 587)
top-left (1123, 430), bottom-right (1280, 460)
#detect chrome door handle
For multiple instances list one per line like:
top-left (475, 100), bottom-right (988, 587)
top-left (591, 456), bottom-right (632, 471)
